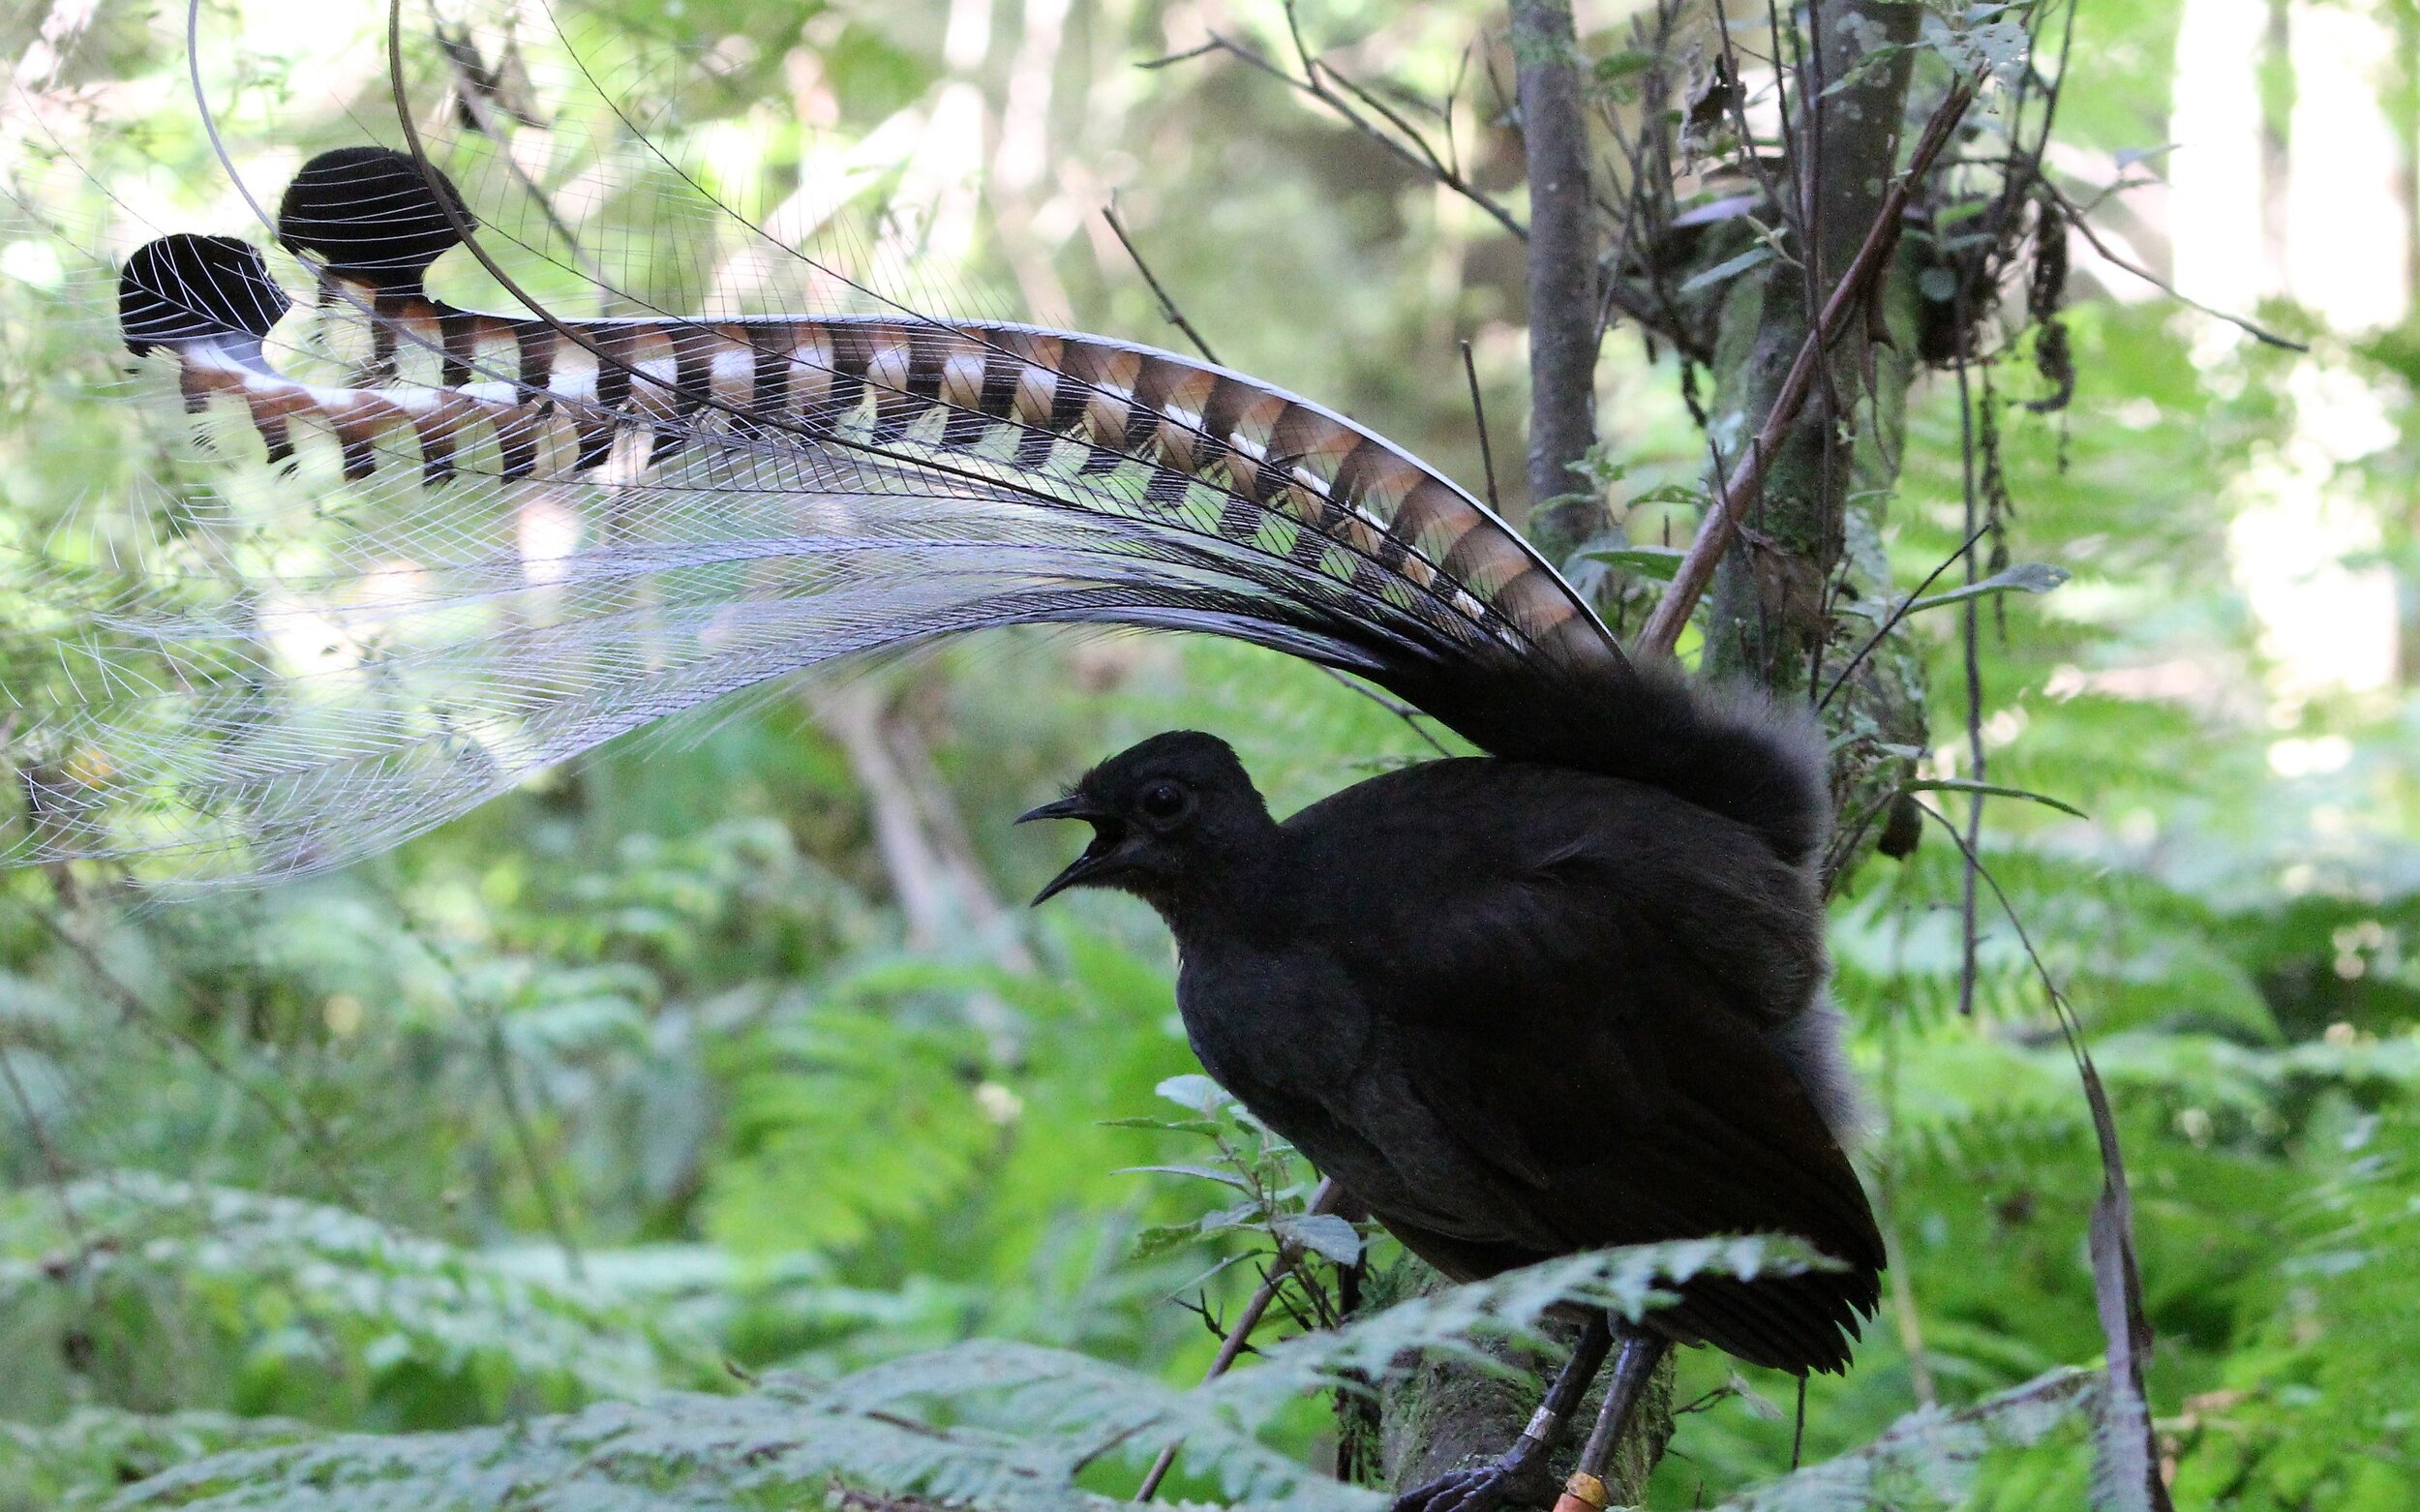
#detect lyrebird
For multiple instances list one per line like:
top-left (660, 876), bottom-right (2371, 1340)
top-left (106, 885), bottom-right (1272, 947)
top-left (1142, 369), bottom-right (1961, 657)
top-left (29, 82), bottom-right (1880, 1512)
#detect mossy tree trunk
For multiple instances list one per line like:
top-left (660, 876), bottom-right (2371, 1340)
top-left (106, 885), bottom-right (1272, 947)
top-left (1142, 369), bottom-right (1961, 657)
top-left (1370, 3), bottom-right (1933, 1505)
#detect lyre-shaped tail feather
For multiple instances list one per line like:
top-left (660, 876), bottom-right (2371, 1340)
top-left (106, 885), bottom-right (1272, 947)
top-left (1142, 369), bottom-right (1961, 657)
top-left (9, 145), bottom-right (1630, 883)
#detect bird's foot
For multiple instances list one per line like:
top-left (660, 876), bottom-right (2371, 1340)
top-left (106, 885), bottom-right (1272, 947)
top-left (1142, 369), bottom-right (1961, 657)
top-left (1389, 1461), bottom-right (1516, 1512)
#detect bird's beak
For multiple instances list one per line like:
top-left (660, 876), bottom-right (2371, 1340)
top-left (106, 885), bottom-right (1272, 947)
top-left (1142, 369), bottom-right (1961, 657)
top-left (1019, 794), bottom-right (1119, 906)
top-left (1017, 794), bottom-right (1104, 827)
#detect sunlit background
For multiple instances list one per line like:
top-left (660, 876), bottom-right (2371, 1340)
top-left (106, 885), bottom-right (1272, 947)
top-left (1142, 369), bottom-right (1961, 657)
top-left (2, 0), bottom-right (2418, 1507)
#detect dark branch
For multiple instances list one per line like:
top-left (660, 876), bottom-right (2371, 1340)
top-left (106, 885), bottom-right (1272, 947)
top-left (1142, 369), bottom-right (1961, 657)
top-left (1102, 197), bottom-right (1222, 365)
top-left (1635, 80), bottom-right (1977, 658)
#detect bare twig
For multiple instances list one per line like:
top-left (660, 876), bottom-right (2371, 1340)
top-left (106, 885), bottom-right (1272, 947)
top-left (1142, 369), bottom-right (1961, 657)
top-left (1134, 1176), bottom-right (1343, 1500)
top-left (1317, 667), bottom-right (1455, 758)
top-left (25, 905), bottom-right (370, 1212)
top-left (1814, 522), bottom-right (1991, 711)
top-left (1952, 345), bottom-right (1986, 1019)
top-left (1144, 25), bottom-right (1525, 241)
top-left (378, 892), bottom-right (589, 1283)
top-left (2042, 180), bottom-right (2307, 350)
top-left (1634, 80), bottom-right (1977, 658)
top-left (1103, 197), bottom-right (1222, 365)
top-left (0, 1040), bottom-right (87, 1259)
top-left (1911, 803), bottom-right (2174, 1512)
top-left (1460, 339), bottom-right (1501, 511)
top-left (428, 14), bottom-right (609, 295)
top-left (1592, 0), bottom-right (1707, 361)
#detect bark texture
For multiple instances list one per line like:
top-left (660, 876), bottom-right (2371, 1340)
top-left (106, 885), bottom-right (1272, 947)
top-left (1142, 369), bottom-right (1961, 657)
top-left (1509, 0), bottom-right (1605, 564)
top-left (1370, 4), bottom-right (1936, 1505)
top-left (1697, 1), bottom-right (1932, 875)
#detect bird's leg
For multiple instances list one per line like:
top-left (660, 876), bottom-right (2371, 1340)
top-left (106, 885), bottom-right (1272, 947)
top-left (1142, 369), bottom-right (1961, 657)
top-left (1389, 1310), bottom-right (1615, 1512)
top-left (1550, 1327), bottom-right (1672, 1512)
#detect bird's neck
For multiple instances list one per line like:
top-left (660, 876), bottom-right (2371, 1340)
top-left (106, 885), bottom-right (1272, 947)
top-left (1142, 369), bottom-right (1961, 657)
top-left (1147, 826), bottom-right (1299, 953)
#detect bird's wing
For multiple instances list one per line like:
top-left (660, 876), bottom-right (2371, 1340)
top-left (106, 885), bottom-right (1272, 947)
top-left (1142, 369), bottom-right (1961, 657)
top-left (1298, 775), bottom-right (1883, 1369)
top-left (2, 0), bottom-right (1619, 886)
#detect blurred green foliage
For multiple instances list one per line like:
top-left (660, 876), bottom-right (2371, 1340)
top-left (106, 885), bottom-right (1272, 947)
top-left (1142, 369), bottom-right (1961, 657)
top-left (4, 0), bottom-right (2419, 1507)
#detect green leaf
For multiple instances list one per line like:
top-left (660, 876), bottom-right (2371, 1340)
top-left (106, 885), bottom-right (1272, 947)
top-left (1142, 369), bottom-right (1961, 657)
top-left (1153, 1074), bottom-right (1227, 1113)
top-left (1904, 778), bottom-right (2090, 819)
top-left (1272, 1213), bottom-right (1364, 1265)
top-left (1679, 244), bottom-right (1776, 296)
top-left (1130, 1224), bottom-right (1209, 1260)
top-left (1593, 48), bottom-right (1657, 81)
top-left (1626, 482), bottom-right (1711, 507)
top-left (1906, 561), bottom-right (2072, 613)
top-left (1113, 1163), bottom-right (1254, 1192)
top-left (1096, 1115), bottom-right (1226, 1134)
top-left (1580, 544), bottom-right (1688, 581)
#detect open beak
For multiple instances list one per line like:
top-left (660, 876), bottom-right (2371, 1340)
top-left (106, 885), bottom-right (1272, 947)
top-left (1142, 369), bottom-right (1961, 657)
top-left (1019, 795), bottom-right (1122, 906)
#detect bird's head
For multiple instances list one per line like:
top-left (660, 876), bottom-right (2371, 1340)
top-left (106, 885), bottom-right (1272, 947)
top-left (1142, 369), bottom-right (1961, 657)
top-left (1020, 731), bottom-right (1272, 910)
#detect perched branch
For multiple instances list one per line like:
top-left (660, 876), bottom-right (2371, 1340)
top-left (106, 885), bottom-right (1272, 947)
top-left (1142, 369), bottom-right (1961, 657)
top-left (1634, 81), bottom-right (1976, 659)
top-left (1134, 1176), bottom-right (1342, 1500)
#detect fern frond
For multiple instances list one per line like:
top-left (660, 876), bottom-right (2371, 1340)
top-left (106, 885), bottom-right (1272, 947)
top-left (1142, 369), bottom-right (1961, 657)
top-left (1714, 1367), bottom-right (2096, 1511)
top-left (100, 1237), bottom-right (1820, 1511)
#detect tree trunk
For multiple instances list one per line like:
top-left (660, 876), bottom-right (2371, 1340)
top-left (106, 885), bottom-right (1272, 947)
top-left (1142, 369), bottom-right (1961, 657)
top-left (1699, 0), bottom-right (1932, 873)
top-left (1371, 3), bottom-right (1934, 1504)
top-left (1509, 0), bottom-right (1606, 564)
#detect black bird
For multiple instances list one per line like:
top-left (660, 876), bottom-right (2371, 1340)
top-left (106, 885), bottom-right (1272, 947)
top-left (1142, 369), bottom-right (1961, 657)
top-left (38, 118), bottom-right (1881, 1510)
top-left (1024, 675), bottom-right (1881, 1511)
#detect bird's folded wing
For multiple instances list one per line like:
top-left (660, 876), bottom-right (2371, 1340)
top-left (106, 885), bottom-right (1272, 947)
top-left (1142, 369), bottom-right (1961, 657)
top-left (1297, 805), bottom-right (1884, 1365)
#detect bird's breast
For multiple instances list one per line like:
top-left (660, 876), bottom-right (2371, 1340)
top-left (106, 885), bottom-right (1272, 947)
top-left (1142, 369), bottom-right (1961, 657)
top-left (1172, 942), bottom-right (1371, 1112)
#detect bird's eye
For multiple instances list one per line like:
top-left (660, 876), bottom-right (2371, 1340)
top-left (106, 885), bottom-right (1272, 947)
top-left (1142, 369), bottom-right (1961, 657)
top-left (1137, 780), bottom-right (1191, 822)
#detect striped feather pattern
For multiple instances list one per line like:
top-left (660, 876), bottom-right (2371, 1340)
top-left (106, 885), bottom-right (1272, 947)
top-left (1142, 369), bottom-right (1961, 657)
top-left (3, 140), bottom-right (1624, 884)
top-left (174, 279), bottom-right (1618, 672)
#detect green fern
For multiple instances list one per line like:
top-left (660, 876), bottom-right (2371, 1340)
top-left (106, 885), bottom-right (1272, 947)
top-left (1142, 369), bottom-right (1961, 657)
top-left (97, 1238), bottom-right (1820, 1511)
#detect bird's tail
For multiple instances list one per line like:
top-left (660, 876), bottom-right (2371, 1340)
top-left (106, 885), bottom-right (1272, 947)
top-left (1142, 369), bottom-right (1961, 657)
top-left (2, 0), bottom-right (1821, 884)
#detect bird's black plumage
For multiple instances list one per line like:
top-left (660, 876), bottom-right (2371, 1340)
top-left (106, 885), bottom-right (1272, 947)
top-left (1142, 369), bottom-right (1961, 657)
top-left (1027, 672), bottom-right (1883, 1377)
top-left (19, 53), bottom-right (1896, 1507)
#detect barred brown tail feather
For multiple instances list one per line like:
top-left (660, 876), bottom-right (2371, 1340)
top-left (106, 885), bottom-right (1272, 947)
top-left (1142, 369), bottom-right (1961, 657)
top-left (19, 14), bottom-right (1805, 908)
top-left (9, 1), bottom-right (1883, 1469)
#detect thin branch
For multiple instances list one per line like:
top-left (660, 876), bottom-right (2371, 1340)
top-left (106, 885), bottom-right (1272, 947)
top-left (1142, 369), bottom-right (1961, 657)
top-left (1134, 1176), bottom-right (1342, 1501)
top-left (1102, 197), bottom-right (1221, 365)
top-left (1460, 339), bottom-right (1501, 512)
top-left (2042, 180), bottom-right (2307, 350)
top-left (1318, 666), bottom-right (1454, 758)
top-left (0, 1039), bottom-right (87, 1261)
top-left (379, 892), bottom-right (589, 1282)
top-left (1144, 26), bottom-right (1526, 241)
top-left (1952, 344), bottom-right (1986, 1019)
top-left (1713, 17), bottom-right (1800, 269)
top-left (1910, 801), bottom-right (2173, 1512)
top-left (1815, 522), bottom-right (1991, 711)
top-left (428, 14), bottom-right (608, 295)
top-left (1634, 80), bottom-right (1977, 658)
